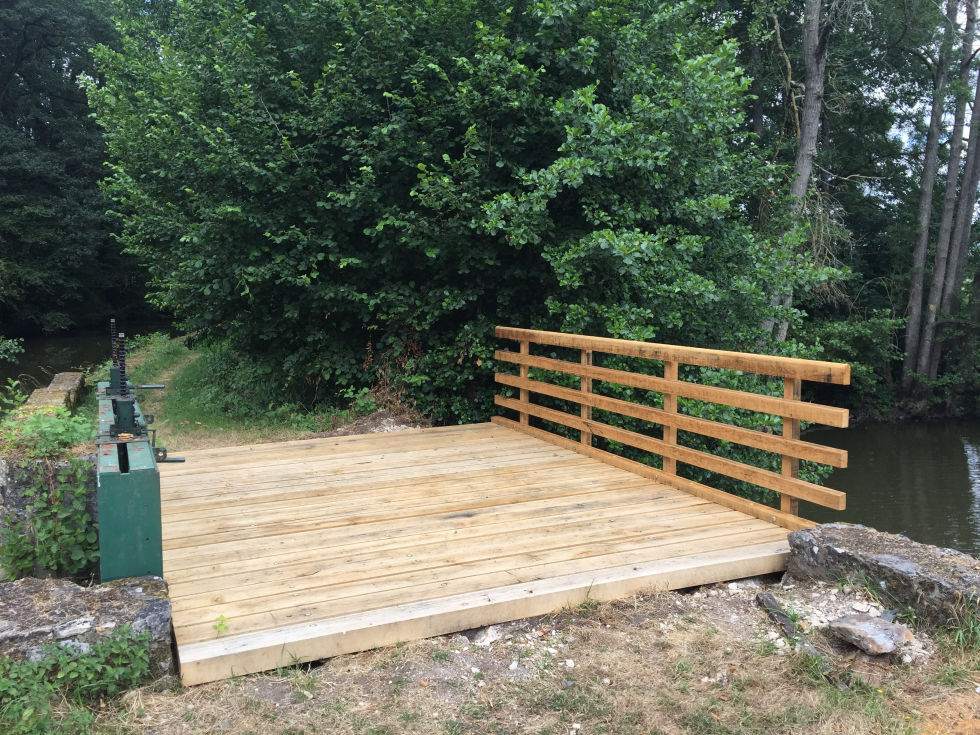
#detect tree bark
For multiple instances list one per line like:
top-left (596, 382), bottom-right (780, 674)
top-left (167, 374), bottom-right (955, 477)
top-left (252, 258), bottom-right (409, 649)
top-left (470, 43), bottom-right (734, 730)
top-left (901, 0), bottom-right (958, 388)
top-left (771, 0), bottom-right (831, 343)
top-left (929, 73), bottom-right (980, 377)
top-left (918, 0), bottom-right (976, 377)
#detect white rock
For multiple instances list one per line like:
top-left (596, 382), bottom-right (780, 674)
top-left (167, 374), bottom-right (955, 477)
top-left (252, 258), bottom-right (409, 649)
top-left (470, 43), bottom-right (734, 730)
top-left (602, 678), bottom-right (611, 685)
top-left (470, 667), bottom-right (480, 674)
top-left (470, 626), bottom-right (503, 647)
top-left (509, 660), bottom-right (518, 671)
top-left (565, 659), bottom-right (575, 668)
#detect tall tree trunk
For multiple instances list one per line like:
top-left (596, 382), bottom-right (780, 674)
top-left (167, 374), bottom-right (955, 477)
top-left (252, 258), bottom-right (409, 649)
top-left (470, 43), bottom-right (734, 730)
top-left (901, 0), bottom-right (958, 388)
top-left (750, 43), bottom-right (764, 140)
top-left (929, 76), bottom-right (980, 377)
top-left (772, 0), bottom-right (831, 343)
top-left (918, 0), bottom-right (976, 377)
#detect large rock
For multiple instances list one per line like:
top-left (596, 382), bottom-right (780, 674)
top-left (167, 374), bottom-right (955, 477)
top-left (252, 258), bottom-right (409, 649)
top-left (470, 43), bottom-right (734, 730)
top-left (0, 576), bottom-right (172, 676)
top-left (828, 613), bottom-right (914, 654)
top-left (788, 523), bottom-right (980, 626)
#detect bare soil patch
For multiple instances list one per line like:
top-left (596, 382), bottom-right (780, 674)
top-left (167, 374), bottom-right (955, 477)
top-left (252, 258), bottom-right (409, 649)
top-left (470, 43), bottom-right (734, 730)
top-left (101, 575), bottom-right (979, 735)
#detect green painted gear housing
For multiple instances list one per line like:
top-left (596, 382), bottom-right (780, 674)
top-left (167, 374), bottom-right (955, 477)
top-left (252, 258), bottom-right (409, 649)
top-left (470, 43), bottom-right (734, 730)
top-left (97, 440), bottom-right (163, 581)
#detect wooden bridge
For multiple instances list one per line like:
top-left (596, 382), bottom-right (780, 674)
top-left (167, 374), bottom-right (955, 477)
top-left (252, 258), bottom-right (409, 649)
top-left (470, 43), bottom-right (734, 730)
top-left (159, 328), bottom-right (850, 685)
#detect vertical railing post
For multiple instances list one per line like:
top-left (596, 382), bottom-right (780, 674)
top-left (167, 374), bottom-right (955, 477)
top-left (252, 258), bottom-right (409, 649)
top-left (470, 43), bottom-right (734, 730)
top-left (519, 340), bottom-right (530, 425)
top-left (662, 361), bottom-right (678, 475)
top-left (781, 377), bottom-right (802, 515)
top-left (580, 349), bottom-right (593, 445)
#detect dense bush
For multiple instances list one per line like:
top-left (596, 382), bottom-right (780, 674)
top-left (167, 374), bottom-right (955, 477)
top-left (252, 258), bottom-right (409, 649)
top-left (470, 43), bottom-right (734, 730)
top-left (90, 0), bottom-right (833, 422)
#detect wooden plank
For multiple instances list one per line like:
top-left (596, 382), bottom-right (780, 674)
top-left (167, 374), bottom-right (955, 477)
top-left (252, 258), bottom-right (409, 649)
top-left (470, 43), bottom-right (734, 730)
top-left (781, 377), bottom-right (802, 516)
top-left (495, 327), bottom-right (850, 384)
top-left (160, 446), bottom-right (582, 500)
top-left (519, 340), bottom-right (530, 425)
top-left (495, 350), bottom-right (850, 428)
top-left (491, 417), bottom-right (816, 530)
top-left (159, 434), bottom-right (550, 485)
top-left (159, 426), bottom-right (530, 477)
top-left (172, 523), bottom-right (783, 643)
top-left (495, 396), bottom-right (846, 509)
top-left (160, 460), bottom-right (629, 523)
top-left (177, 540), bottom-right (789, 685)
top-left (168, 505), bottom-right (746, 615)
top-left (162, 485), bottom-right (696, 574)
top-left (495, 373), bottom-right (847, 466)
top-left (662, 360), bottom-right (677, 475)
top-left (160, 448), bottom-right (592, 509)
top-left (581, 349), bottom-right (592, 446)
top-left (164, 494), bottom-right (713, 591)
top-left (161, 466), bottom-right (649, 543)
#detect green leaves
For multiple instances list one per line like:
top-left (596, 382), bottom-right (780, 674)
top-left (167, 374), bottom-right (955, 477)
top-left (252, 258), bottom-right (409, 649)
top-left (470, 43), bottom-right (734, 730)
top-left (92, 0), bottom-right (826, 422)
top-left (0, 457), bottom-right (98, 580)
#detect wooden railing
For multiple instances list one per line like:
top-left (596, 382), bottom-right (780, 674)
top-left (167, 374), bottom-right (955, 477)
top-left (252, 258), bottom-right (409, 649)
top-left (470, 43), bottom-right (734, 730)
top-left (491, 327), bottom-right (850, 532)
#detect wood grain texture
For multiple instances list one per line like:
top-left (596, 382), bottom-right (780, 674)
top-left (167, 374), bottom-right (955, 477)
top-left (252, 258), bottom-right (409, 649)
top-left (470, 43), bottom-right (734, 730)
top-left (161, 422), bottom-right (792, 685)
top-left (495, 327), bottom-right (851, 384)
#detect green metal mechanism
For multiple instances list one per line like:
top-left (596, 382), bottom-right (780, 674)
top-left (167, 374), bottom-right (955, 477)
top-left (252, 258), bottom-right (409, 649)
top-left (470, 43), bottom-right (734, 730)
top-left (96, 440), bottom-right (162, 580)
top-left (95, 320), bottom-right (181, 581)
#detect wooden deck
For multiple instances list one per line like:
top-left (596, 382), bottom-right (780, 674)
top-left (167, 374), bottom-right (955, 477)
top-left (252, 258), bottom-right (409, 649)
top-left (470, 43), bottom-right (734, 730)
top-left (161, 422), bottom-right (792, 685)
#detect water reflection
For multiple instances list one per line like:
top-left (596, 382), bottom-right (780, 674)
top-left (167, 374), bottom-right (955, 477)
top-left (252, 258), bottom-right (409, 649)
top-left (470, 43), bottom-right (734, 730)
top-left (804, 420), bottom-right (980, 557)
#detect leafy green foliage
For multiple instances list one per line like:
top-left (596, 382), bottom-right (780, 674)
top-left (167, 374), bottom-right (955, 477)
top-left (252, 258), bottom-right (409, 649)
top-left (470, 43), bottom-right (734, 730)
top-left (0, 379), bottom-right (28, 421)
top-left (0, 0), bottom-right (145, 334)
top-left (0, 458), bottom-right (99, 580)
top-left (0, 337), bottom-right (22, 363)
top-left (0, 627), bottom-right (150, 734)
top-left (0, 409), bottom-right (93, 461)
top-left (91, 0), bottom-right (830, 423)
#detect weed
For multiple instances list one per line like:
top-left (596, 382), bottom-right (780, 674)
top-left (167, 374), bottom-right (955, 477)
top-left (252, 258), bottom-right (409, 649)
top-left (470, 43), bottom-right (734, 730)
top-left (432, 650), bottom-right (450, 661)
top-left (0, 407), bottom-right (93, 460)
top-left (0, 378), bottom-right (27, 419)
top-left (213, 615), bottom-right (230, 634)
top-left (0, 457), bottom-right (98, 580)
top-left (945, 602), bottom-right (980, 651)
top-left (0, 627), bottom-right (150, 734)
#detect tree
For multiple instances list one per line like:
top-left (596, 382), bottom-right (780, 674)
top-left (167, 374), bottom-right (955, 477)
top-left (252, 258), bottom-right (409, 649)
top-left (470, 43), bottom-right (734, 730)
top-left (901, 0), bottom-right (960, 388)
top-left (0, 0), bottom-right (141, 334)
top-left (90, 0), bottom-right (830, 421)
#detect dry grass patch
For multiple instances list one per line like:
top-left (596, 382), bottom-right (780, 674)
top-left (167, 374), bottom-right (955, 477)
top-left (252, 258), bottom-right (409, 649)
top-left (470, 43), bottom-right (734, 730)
top-left (89, 578), bottom-right (980, 735)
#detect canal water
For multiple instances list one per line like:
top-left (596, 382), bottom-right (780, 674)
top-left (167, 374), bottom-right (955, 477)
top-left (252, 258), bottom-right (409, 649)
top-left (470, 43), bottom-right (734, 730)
top-left (0, 325), bottom-right (171, 390)
top-left (803, 420), bottom-right (980, 557)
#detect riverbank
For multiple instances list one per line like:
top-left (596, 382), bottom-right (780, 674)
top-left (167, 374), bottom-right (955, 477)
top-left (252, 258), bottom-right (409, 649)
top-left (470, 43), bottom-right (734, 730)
top-left (87, 572), bottom-right (978, 735)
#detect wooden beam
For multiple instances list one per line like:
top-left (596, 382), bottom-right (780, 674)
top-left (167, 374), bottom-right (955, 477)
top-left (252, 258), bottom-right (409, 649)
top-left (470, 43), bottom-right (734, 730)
top-left (494, 398), bottom-right (845, 509)
top-left (780, 378), bottom-right (802, 516)
top-left (662, 361), bottom-right (678, 475)
top-left (491, 417), bottom-right (816, 531)
top-left (494, 373), bottom-right (847, 467)
top-left (581, 349), bottom-right (592, 446)
top-left (177, 540), bottom-right (790, 685)
top-left (495, 350), bottom-right (850, 428)
top-left (495, 327), bottom-right (850, 384)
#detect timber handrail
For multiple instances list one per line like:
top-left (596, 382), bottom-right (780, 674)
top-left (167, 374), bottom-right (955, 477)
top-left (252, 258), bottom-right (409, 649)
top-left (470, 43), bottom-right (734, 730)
top-left (492, 327), bottom-right (850, 531)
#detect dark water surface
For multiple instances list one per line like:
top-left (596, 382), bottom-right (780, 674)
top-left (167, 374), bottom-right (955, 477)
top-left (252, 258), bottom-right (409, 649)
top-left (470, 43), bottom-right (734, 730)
top-left (0, 324), bottom-right (171, 390)
top-left (0, 331), bottom-right (111, 389)
top-left (803, 420), bottom-right (980, 557)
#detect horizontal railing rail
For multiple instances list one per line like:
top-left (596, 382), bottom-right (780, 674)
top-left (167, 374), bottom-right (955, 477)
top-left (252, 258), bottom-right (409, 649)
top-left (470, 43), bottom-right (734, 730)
top-left (492, 327), bottom-right (850, 531)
